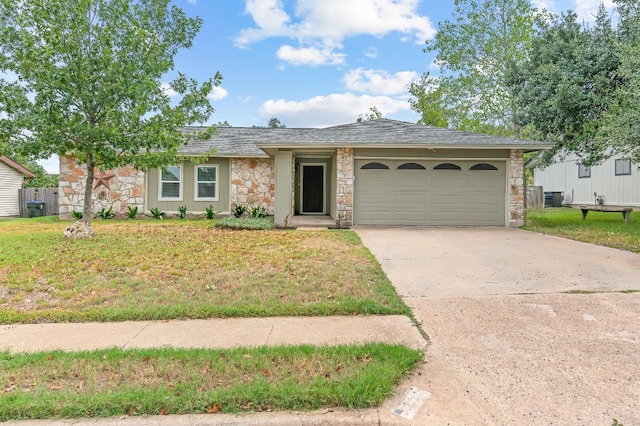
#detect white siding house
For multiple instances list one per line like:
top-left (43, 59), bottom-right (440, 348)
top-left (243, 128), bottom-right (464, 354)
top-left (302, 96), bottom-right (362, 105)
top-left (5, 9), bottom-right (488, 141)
top-left (534, 154), bottom-right (640, 208)
top-left (0, 156), bottom-right (36, 217)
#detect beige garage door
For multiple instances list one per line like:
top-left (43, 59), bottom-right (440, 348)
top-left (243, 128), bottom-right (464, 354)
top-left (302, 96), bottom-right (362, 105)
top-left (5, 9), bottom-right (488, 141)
top-left (354, 159), bottom-right (506, 225)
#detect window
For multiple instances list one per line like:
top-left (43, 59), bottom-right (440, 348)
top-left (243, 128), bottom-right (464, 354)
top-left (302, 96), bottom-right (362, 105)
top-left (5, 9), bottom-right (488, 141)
top-left (434, 163), bottom-right (461, 170)
top-left (615, 159), bottom-right (632, 176)
top-left (397, 162), bottom-right (426, 170)
top-left (360, 162), bottom-right (389, 170)
top-left (578, 164), bottom-right (591, 178)
top-left (470, 163), bottom-right (498, 171)
top-left (160, 166), bottom-right (182, 200)
top-left (195, 165), bottom-right (218, 200)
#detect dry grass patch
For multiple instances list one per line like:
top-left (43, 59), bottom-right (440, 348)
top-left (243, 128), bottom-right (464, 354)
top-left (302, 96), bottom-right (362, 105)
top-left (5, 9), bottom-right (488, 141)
top-left (0, 218), bottom-right (407, 323)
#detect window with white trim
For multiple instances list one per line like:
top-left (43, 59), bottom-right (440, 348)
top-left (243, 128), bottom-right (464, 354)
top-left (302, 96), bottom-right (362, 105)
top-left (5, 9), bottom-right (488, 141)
top-left (615, 159), bottom-right (631, 176)
top-left (195, 165), bottom-right (218, 200)
top-left (159, 166), bottom-right (182, 200)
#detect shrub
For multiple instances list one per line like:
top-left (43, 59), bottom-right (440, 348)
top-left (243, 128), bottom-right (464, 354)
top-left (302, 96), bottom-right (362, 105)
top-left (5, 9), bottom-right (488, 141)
top-left (248, 206), bottom-right (268, 218)
top-left (150, 207), bottom-right (166, 220)
top-left (177, 205), bottom-right (187, 219)
top-left (126, 206), bottom-right (139, 219)
top-left (215, 217), bottom-right (274, 230)
top-left (71, 210), bottom-right (83, 220)
top-left (204, 205), bottom-right (219, 220)
top-left (95, 207), bottom-right (115, 220)
top-left (231, 205), bottom-right (247, 218)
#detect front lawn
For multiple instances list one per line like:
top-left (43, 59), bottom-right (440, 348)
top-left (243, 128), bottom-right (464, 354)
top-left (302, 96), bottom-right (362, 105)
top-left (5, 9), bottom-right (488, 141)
top-left (0, 344), bottom-right (423, 420)
top-left (524, 207), bottom-right (640, 252)
top-left (0, 217), bottom-right (408, 324)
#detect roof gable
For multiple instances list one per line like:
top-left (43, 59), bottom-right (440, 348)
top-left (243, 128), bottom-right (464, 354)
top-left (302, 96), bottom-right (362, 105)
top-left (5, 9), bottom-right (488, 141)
top-left (0, 156), bottom-right (36, 178)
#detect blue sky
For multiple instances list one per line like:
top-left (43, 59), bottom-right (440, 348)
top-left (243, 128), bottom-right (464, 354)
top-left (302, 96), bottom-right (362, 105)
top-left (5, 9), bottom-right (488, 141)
top-left (37, 0), bottom-right (612, 172)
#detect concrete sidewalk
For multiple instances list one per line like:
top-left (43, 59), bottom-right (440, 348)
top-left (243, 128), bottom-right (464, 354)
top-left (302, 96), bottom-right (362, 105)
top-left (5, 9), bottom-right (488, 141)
top-left (0, 315), bottom-right (426, 353)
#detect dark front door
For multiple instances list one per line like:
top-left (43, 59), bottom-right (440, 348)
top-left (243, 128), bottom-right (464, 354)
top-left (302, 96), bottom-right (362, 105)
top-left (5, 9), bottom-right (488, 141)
top-left (302, 165), bottom-right (324, 213)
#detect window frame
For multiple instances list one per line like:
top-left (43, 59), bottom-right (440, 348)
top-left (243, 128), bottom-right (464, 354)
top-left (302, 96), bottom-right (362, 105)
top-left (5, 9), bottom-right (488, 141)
top-left (578, 164), bottom-right (591, 179)
top-left (615, 159), bottom-right (632, 176)
top-left (194, 164), bottom-right (219, 201)
top-left (159, 165), bottom-right (183, 201)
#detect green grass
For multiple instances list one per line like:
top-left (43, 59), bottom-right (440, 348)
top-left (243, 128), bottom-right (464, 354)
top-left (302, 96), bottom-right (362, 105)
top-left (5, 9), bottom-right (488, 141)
top-left (0, 217), bottom-right (409, 323)
top-left (524, 207), bottom-right (640, 253)
top-left (215, 216), bottom-right (275, 230)
top-left (0, 344), bottom-right (423, 420)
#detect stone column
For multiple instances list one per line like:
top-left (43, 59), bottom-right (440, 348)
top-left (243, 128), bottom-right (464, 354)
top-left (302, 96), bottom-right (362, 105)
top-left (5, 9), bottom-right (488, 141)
top-left (335, 148), bottom-right (354, 226)
top-left (509, 149), bottom-right (525, 227)
top-left (230, 158), bottom-right (275, 214)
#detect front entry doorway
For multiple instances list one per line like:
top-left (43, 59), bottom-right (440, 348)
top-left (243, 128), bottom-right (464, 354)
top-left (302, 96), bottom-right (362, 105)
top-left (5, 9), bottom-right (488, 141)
top-left (301, 164), bottom-right (325, 214)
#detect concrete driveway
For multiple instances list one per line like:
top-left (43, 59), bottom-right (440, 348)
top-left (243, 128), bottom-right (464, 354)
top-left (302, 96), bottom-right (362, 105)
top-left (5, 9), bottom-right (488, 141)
top-left (356, 227), bottom-right (640, 425)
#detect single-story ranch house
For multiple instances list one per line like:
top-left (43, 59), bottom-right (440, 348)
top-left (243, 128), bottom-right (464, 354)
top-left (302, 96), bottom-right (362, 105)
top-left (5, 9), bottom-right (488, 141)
top-left (58, 119), bottom-right (549, 227)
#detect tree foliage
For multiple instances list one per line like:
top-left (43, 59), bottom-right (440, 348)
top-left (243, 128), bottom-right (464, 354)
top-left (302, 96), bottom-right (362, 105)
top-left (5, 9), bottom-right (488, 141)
top-left (418, 0), bottom-right (536, 138)
top-left (356, 106), bottom-right (383, 123)
top-left (596, 0), bottom-right (640, 163)
top-left (0, 0), bottom-right (221, 227)
top-left (516, 6), bottom-right (621, 166)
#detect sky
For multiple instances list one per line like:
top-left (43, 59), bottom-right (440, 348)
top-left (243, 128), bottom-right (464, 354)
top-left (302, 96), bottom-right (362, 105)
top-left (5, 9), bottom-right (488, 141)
top-left (37, 0), bottom-right (613, 173)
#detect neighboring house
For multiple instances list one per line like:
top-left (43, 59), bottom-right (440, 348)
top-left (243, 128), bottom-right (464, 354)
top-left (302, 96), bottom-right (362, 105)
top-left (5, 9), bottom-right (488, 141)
top-left (533, 153), bottom-right (640, 208)
top-left (0, 156), bottom-right (36, 217)
top-left (59, 119), bottom-right (548, 227)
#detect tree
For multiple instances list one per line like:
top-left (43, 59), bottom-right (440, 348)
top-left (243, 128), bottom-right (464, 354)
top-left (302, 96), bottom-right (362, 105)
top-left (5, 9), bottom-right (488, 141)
top-left (267, 117), bottom-right (286, 128)
top-left (356, 106), bottom-right (383, 123)
top-left (516, 6), bottom-right (621, 165)
top-left (214, 120), bottom-right (232, 127)
top-left (417, 0), bottom-right (537, 138)
top-left (252, 117), bottom-right (286, 128)
top-left (0, 0), bottom-right (221, 234)
top-left (408, 77), bottom-right (449, 127)
top-left (597, 0), bottom-right (640, 163)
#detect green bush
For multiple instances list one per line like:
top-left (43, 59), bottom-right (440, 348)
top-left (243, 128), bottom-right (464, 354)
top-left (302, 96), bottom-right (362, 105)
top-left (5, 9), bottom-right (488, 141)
top-left (177, 205), bottom-right (187, 219)
top-left (95, 207), bottom-right (115, 220)
top-left (215, 217), bottom-right (274, 230)
top-left (231, 205), bottom-right (247, 218)
top-left (126, 206), bottom-right (139, 219)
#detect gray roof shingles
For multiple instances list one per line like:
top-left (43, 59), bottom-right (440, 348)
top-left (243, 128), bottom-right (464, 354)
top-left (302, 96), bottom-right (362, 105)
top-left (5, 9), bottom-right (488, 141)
top-left (180, 119), bottom-right (550, 156)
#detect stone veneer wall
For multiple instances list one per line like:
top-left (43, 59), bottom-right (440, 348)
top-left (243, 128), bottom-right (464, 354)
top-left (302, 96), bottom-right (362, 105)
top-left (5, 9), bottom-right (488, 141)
top-left (230, 158), bottom-right (275, 215)
top-left (335, 148), bottom-right (354, 226)
top-left (59, 155), bottom-right (145, 219)
top-left (509, 149), bottom-right (525, 227)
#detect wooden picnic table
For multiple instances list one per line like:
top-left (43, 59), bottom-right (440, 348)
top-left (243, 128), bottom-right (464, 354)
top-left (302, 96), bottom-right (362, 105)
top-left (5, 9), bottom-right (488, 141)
top-left (579, 205), bottom-right (633, 224)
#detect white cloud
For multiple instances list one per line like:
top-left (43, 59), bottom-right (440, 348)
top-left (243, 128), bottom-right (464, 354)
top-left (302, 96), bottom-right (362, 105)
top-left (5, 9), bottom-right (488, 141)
top-left (364, 47), bottom-right (379, 58)
top-left (572, 0), bottom-right (614, 21)
top-left (530, 0), bottom-right (557, 12)
top-left (259, 92), bottom-right (410, 127)
top-left (207, 86), bottom-right (229, 101)
top-left (235, 0), bottom-right (435, 66)
top-left (276, 45), bottom-right (346, 66)
top-left (343, 68), bottom-right (418, 96)
top-left (160, 83), bottom-right (177, 97)
top-left (186, 0), bottom-right (197, 4)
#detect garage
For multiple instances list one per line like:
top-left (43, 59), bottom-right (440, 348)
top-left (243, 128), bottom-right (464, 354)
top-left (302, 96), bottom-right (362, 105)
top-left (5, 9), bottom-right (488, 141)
top-left (354, 158), bottom-right (506, 226)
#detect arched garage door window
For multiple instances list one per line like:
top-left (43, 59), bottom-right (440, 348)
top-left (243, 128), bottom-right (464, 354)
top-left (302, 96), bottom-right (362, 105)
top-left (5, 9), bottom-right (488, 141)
top-left (470, 163), bottom-right (498, 171)
top-left (434, 163), bottom-right (461, 170)
top-left (360, 162), bottom-right (389, 169)
top-left (397, 162), bottom-right (426, 170)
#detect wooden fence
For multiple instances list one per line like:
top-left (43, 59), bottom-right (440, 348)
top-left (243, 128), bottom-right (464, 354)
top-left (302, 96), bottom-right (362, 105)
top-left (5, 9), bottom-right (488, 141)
top-left (526, 185), bottom-right (544, 209)
top-left (18, 187), bottom-right (59, 217)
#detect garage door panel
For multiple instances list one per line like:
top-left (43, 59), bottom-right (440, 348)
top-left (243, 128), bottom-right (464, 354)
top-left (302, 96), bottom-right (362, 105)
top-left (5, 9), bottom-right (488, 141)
top-left (355, 159), bottom-right (506, 226)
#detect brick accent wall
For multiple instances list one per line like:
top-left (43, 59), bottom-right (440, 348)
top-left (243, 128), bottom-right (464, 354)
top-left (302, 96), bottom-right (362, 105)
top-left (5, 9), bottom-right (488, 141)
top-left (336, 148), bottom-right (354, 226)
top-left (230, 158), bottom-right (275, 214)
top-left (509, 149), bottom-right (525, 227)
top-left (58, 155), bottom-right (145, 219)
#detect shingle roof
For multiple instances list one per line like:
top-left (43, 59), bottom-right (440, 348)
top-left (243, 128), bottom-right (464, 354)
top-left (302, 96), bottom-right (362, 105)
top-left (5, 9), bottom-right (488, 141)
top-left (180, 119), bottom-right (550, 156)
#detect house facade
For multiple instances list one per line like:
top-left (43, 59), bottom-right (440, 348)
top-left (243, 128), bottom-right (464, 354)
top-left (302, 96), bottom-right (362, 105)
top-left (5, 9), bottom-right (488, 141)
top-left (534, 153), bottom-right (640, 208)
top-left (59, 119), bottom-right (548, 226)
top-left (0, 156), bottom-right (36, 217)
